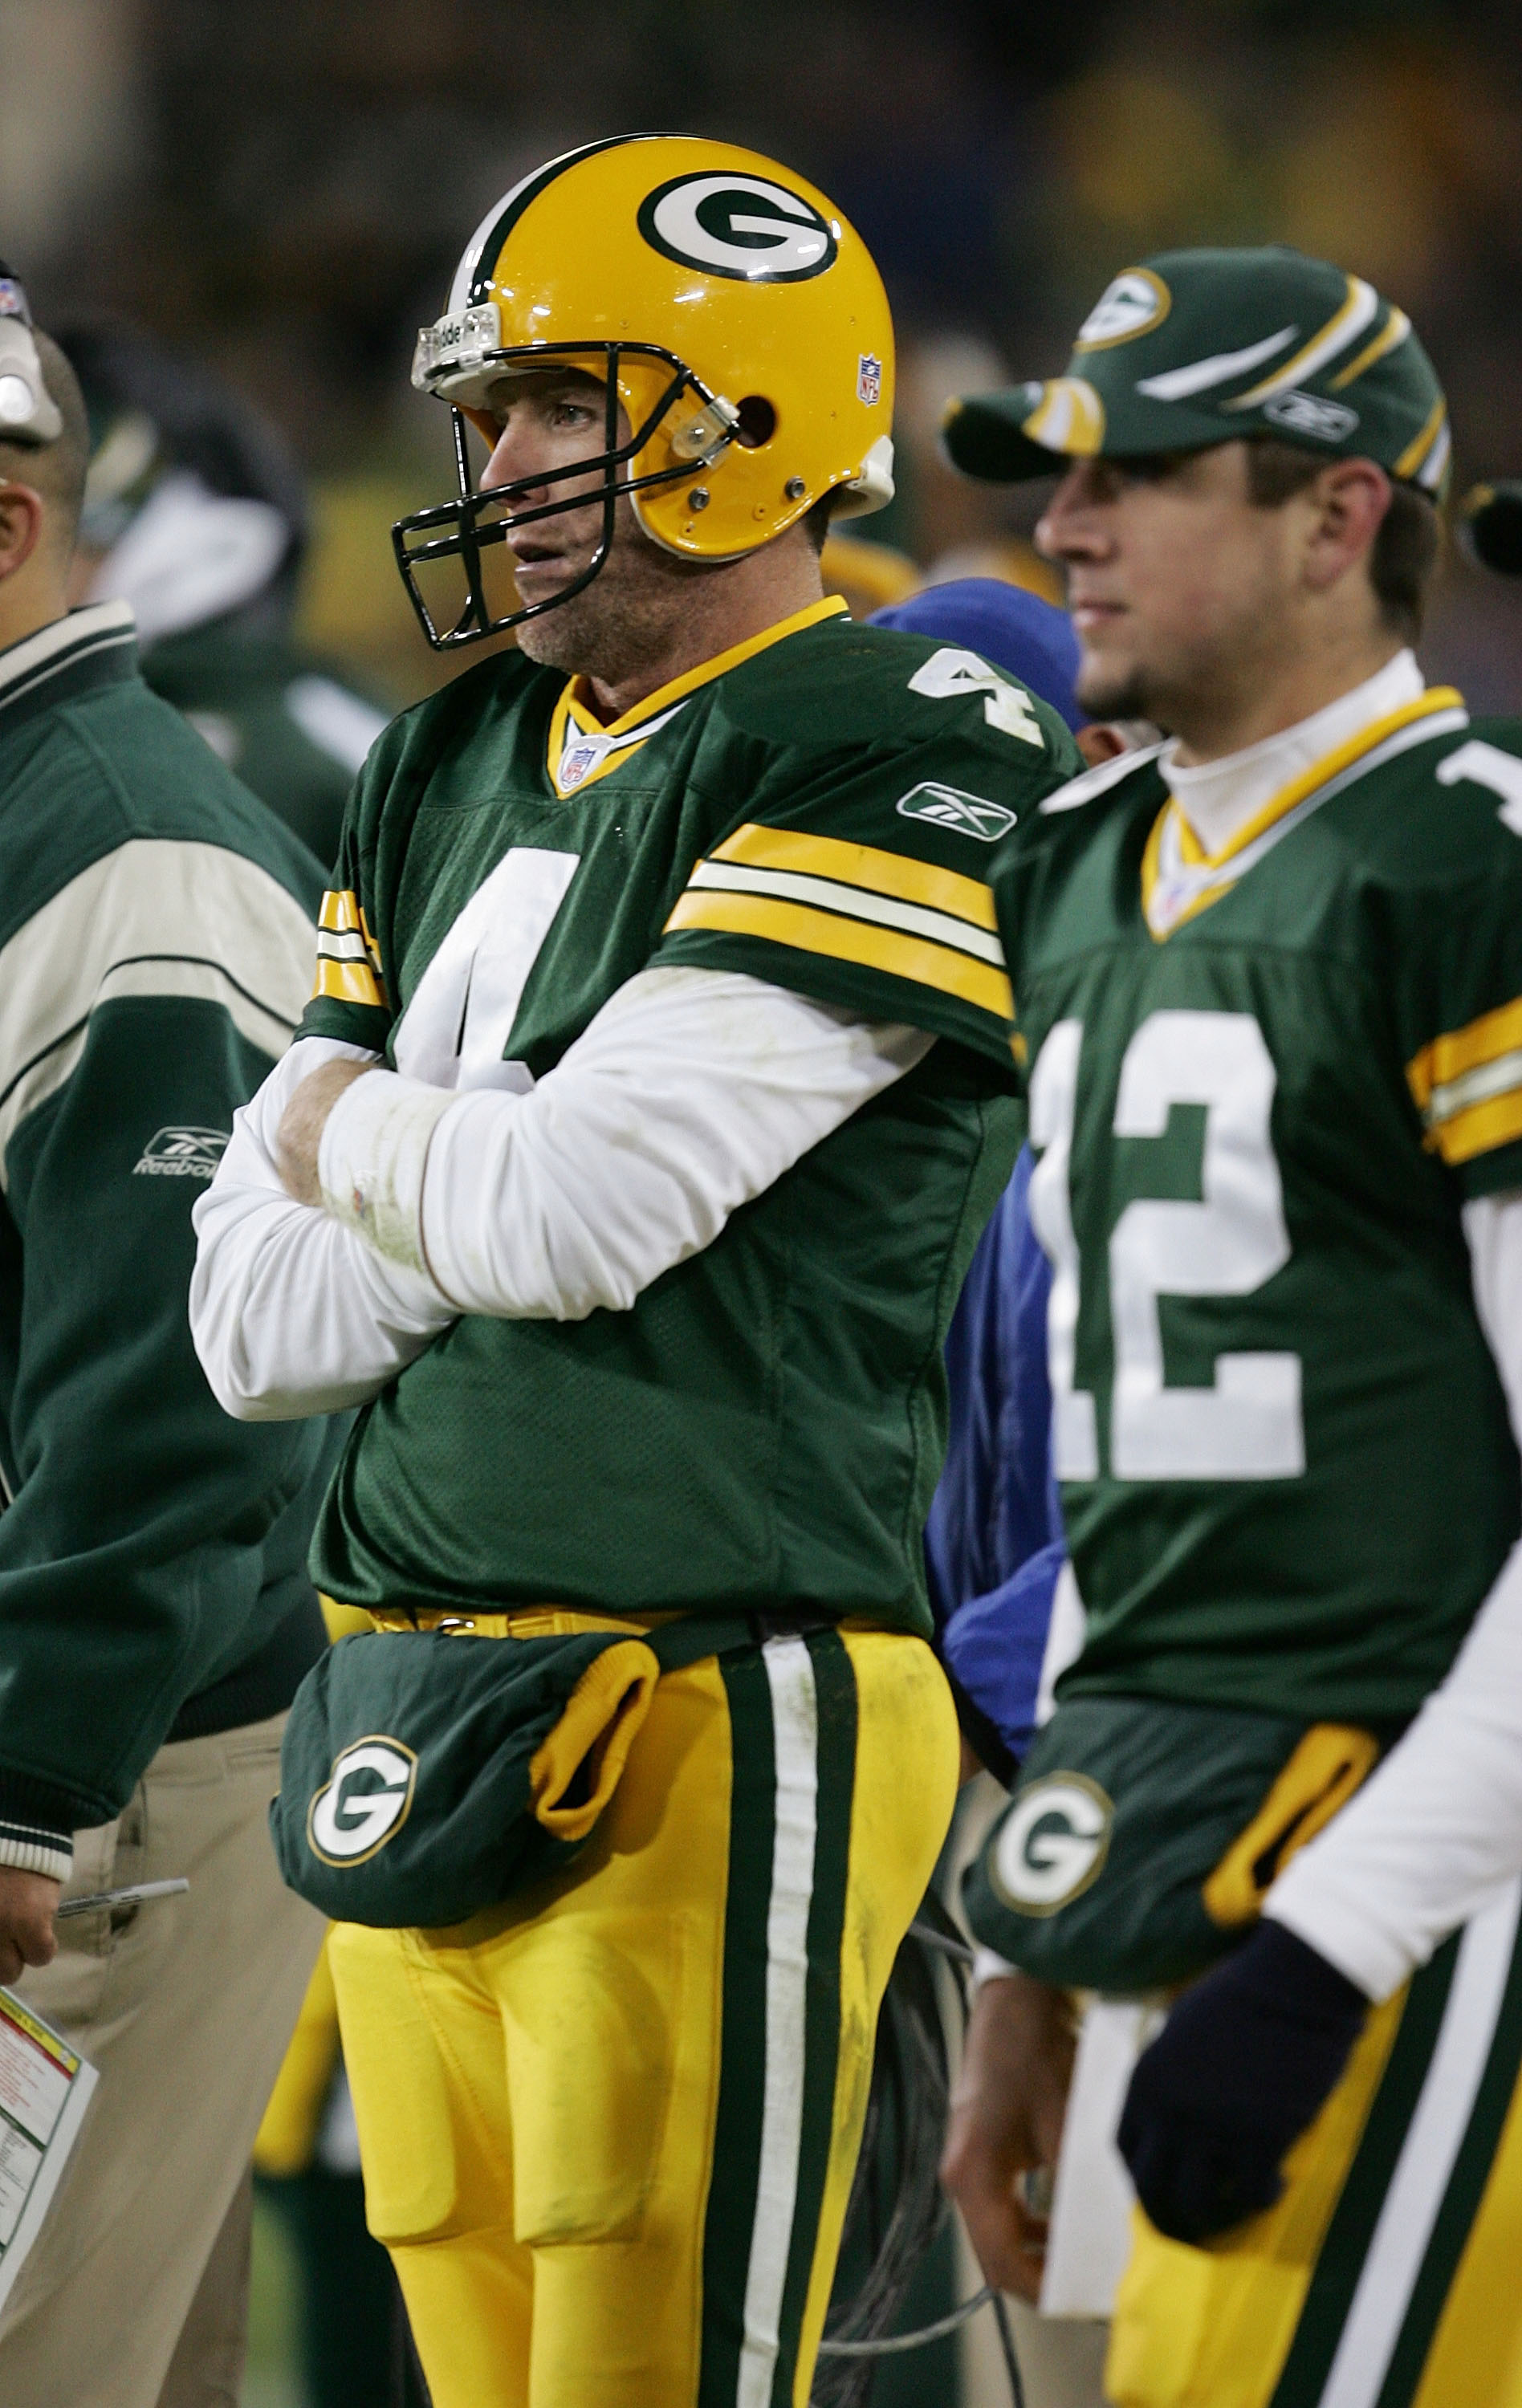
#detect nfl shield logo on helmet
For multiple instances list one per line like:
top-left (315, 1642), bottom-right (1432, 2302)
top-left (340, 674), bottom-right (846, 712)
top-left (857, 352), bottom-right (883, 407)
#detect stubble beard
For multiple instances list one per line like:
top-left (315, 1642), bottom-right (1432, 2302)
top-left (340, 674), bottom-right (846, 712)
top-left (1072, 649), bottom-right (1166, 729)
top-left (515, 498), bottom-right (709, 689)
top-left (515, 575), bottom-right (631, 678)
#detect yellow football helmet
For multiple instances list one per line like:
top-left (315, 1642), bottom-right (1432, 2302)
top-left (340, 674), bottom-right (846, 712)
top-left (394, 134), bottom-right (896, 648)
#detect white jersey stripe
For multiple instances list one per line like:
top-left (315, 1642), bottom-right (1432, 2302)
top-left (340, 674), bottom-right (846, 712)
top-left (0, 840), bottom-right (315, 1186)
top-left (316, 930), bottom-right (371, 963)
top-left (1317, 1877), bottom-right (1522, 2408)
top-left (736, 1635), bottom-right (820, 2408)
top-left (686, 858), bottom-right (1007, 966)
top-left (1426, 1047), bottom-right (1522, 1129)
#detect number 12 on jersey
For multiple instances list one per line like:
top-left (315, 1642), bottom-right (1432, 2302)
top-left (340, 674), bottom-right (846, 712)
top-left (1027, 1009), bottom-right (1304, 1483)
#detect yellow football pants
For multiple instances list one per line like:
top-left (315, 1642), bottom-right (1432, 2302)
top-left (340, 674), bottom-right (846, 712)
top-left (1108, 1877), bottom-right (1522, 2408)
top-left (328, 1622), bottom-right (959, 2408)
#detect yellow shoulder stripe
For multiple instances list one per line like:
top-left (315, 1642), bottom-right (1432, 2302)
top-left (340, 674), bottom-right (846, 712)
top-left (318, 888), bottom-right (361, 934)
top-left (313, 887), bottom-right (388, 1008)
top-left (1408, 996), bottom-right (1522, 1110)
top-left (1408, 995), bottom-right (1522, 1163)
top-left (1422, 1091), bottom-right (1522, 1168)
top-left (311, 957), bottom-right (386, 1009)
top-left (709, 823), bottom-right (998, 931)
top-left (664, 889), bottom-right (1013, 1022)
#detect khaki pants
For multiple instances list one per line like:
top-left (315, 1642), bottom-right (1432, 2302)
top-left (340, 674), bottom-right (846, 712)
top-left (0, 1712), bottom-right (324, 2408)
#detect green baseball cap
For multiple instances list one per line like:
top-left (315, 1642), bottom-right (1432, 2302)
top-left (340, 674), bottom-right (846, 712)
top-left (944, 246), bottom-right (1450, 495)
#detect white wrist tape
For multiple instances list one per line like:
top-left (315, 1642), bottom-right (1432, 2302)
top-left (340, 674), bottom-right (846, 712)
top-left (318, 1069), bottom-right (457, 1277)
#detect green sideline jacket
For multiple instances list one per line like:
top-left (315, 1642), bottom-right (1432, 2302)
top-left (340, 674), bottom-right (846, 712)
top-left (0, 599), bottom-right (344, 1876)
top-left (141, 623), bottom-right (389, 874)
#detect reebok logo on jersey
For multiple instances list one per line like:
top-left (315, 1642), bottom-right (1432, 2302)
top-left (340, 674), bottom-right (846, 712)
top-left (307, 1739), bottom-right (418, 1867)
top-left (896, 781), bottom-right (1017, 844)
top-left (991, 1774), bottom-right (1113, 1915)
top-left (132, 1127), bottom-right (230, 1180)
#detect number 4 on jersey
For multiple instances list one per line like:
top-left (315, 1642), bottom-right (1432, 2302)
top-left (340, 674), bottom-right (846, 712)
top-left (1438, 740), bottom-right (1522, 833)
top-left (908, 648), bottom-right (1046, 747)
top-left (1028, 1009), bottom-right (1304, 1483)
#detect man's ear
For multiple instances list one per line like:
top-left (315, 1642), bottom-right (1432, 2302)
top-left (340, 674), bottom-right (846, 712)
top-left (1076, 722), bottom-right (1129, 767)
top-left (0, 481), bottom-right (44, 585)
top-left (1302, 458), bottom-right (1391, 596)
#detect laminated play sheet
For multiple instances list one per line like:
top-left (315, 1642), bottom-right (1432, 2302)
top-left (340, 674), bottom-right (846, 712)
top-left (0, 1987), bottom-right (97, 2312)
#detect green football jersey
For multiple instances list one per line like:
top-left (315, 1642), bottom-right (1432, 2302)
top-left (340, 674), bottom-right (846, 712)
top-left (298, 599), bottom-right (1080, 1631)
top-left (986, 689), bottom-right (1522, 1723)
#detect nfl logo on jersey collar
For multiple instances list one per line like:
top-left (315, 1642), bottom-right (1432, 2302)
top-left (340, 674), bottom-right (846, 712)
top-left (543, 598), bottom-right (854, 800)
top-left (549, 690), bottom-right (691, 798)
top-left (557, 734), bottom-right (604, 791)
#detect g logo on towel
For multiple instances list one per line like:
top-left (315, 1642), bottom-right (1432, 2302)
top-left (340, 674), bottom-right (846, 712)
top-left (308, 1736), bottom-right (418, 1866)
top-left (991, 1773), bottom-right (1113, 1916)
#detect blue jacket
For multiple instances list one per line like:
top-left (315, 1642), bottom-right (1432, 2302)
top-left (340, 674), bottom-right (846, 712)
top-left (869, 580), bottom-right (1077, 1780)
top-left (926, 1148), bottom-right (1064, 1781)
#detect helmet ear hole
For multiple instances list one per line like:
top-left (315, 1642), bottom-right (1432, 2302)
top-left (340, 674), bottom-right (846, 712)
top-left (735, 396), bottom-right (776, 449)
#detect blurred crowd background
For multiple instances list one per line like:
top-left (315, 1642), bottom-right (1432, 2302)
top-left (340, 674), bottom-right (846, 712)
top-left (3, 3), bottom-right (1521, 2399)
top-left (6, 0), bottom-right (1521, 714)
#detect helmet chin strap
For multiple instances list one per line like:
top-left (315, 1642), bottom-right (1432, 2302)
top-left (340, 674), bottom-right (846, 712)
top-left (0, 265), bottom-right (63, 447)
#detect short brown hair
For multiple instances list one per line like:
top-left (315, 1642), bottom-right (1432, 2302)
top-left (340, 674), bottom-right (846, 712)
top-left (1244, 437), bottom-right (1441, 645)
top-left (0, 329), bottom-right (91, 553)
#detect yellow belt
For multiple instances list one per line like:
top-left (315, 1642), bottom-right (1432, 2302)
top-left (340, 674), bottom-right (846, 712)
top-left (365, 1605), bottom-right (685, 1641)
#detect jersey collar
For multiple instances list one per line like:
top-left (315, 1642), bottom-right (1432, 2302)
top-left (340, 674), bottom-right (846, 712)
top-left (545, 594), bottom-right (849, 799)
top-left (1140, 685), bottom-right (1468, 940)
top-left (0, 600), bottom-right (137, 719)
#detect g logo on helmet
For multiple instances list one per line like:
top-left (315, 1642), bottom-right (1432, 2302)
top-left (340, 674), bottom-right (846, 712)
top-left (307, 1736), bottom-right (418, 1867)
top-left (638, 174), bottom-right (838, 283)
top-left (991, 1774), bottom-right (1113, 1916)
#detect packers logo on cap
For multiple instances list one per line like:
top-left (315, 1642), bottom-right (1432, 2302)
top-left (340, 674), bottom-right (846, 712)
top-left (991, 1772), bottom-right (1113, 1916)
top-left (308, 1735), bottom-right (418, 1866)
top-left (637, 173), bottom-right (837, 283)
top-left (1075, 267), bottom-right (1171, 351)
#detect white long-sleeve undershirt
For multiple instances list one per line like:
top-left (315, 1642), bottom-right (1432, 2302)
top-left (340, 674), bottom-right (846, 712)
top-left (1162, 650), bottom-right (1423, 857)
top-left (1268, 1192), bottom-right (1522, 2001)
top-left (189, 965), bottom-right (930, 1422)
top-left (189, 1035), bottom-right (458, 1418)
